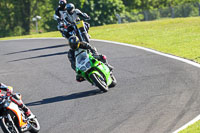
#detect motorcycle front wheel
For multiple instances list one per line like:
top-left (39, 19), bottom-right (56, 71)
top-left (0, 114), bottom-right (20, 133)
top-left (29, 118), bottom-right (40, 133)
top-left (109, 73), bottom-right (117, 88)
top-left (90, 73), bottom-right (109, 92)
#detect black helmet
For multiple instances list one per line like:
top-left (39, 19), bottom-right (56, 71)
top-left (69, 36), bottom-right (80, 50)
top-left (66, 3), bottom-right (75, 15)
top-left (59, 0), bottom-right (67, 9)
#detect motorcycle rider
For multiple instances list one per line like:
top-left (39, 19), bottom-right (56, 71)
top-left (54, 1), bottom-right (90, 39)
top-left (0, 83), bottom-right (32, 118)
top-left (68, 36), bottom-right (113, 82)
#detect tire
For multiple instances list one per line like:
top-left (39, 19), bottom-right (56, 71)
top-left (29, 118), bottom-right (40, 133)
top-left (0, 119), bottom-right (10, 133)
top-left (90, 73), bottom-right (109, 92)
top-left (0, 114), bottom-right (20, 133)
top-left (109, 73), bottom-right (117, 88)
top-left (82, 32), bottom-right (90, 43)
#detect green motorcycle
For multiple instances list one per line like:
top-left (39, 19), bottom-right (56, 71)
top-left (75, 49), bottom-right (117, 92)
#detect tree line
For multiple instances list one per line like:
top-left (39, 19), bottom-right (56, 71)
top-left (0, 0), bottom-right (199, 37)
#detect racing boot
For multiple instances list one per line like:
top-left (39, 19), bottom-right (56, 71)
top-left (76, 75), bottom-right (85, 82)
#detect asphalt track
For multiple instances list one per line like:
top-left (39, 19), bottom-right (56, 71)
top-left (0, 39), bottom-right (200, 133)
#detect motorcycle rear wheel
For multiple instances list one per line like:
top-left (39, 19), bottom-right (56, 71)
top-left (90, 73), bottom-right (109, 92)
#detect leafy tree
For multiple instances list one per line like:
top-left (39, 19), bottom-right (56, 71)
top-left (30, 0), bottom-right (57, 32)
top-left (0, 0), bottom-right (199, 38)
top-left (73, 0), bottom-right (125, 26)
top-left (0, 0), bottom-right (31, 37)
top-left (121, 0), bottom-right (141, 10)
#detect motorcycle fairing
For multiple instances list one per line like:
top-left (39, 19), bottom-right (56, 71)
top-left (75, 49), bottom-right (112, 85)
top-left (92, 62), bottom-right (113, 85)
top-left (75, 49), bottom-right (91, 72)
top-left (6, 102), bottom-right (27, 128)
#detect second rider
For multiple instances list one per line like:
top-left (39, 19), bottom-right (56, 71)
top-left (54, 0), bottom-right (90, 39)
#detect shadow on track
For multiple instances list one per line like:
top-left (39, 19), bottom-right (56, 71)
top-left (26, 89), bottom-right (102, 107)
top-left (5, 44), bottom-right (68, 55)
top-left (9, 51), bottom-right (68, 62)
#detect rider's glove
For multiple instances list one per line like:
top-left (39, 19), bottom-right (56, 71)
top-left (86, 16), bottom-right (91, 20)
top-left (83, 13), bottom-right (90, 20)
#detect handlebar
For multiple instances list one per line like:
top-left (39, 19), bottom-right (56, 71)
top-left (0, 96), bottom-right (7, 104)
top-left (0, 98), bottom-right (5, 104)
top-left (0, 94), bottom-right (12, 100)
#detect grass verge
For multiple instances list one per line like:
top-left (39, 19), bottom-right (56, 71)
top-left (91, 17), bottom-right (200, 63)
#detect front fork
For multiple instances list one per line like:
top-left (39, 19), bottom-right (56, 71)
top-left (77, 29), bottom-right (84, 42)
top-left (76, 24), bottom-right (88, 42)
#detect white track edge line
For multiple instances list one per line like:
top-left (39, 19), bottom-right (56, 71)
top-left (173, 114), bottom-right (200, 133)
top-left (1, 37), bottom-right (200, 132)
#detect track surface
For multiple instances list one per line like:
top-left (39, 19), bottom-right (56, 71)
top-left (0, 39), bottom-right (200, 133)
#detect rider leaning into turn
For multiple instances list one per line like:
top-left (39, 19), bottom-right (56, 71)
top-left (0, 83), bottom-right (32, 118)
top-left (54, 0), bottom-right (90, 39)
top-left (67, 36), bottom-right (113, 82)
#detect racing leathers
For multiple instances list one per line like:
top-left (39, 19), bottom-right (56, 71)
top-left (54, 7), bottom-right (90, 39)
top-left (0, 83), bottom-right (31, 117)
top-left (68, 42), bottom-right (113, 82)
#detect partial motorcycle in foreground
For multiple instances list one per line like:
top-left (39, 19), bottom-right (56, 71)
top-left (75, 49), bottom-right (117, 92)
top-left (0, 93), bottom-right (40, 133)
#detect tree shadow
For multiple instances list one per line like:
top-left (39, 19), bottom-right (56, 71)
top-left (5, 44), bottom-right (68, 55)
top-left (26, 89), bottom-right (102, 107)
top-left (9, 51), bottom-right (69, 62)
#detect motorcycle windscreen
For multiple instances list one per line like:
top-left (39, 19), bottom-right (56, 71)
top-left (75, 51), bottom-right (91, 72)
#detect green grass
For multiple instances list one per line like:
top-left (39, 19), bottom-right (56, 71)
top-left (91, 17), bottom-right (200, 63)
top-left (179, 120), bottom-right (200, 133)
top-left (1, 17), bottom-right (200, 64)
